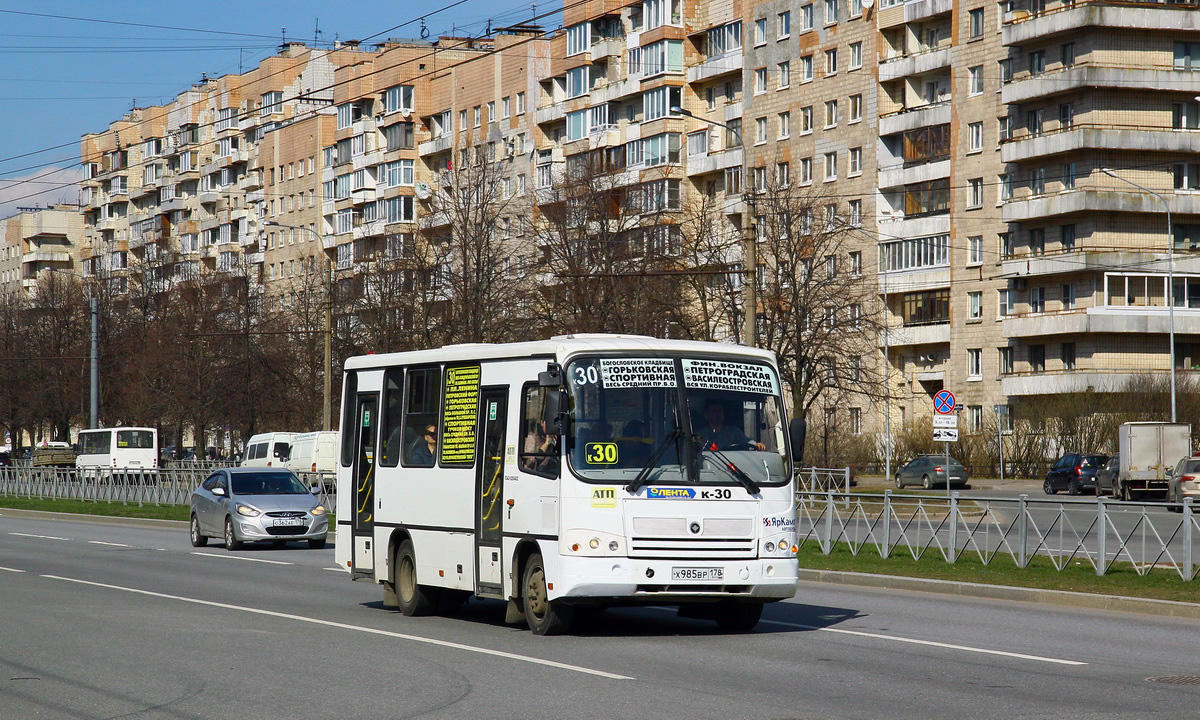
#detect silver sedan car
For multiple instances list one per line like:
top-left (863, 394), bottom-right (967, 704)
top-left (190, 467), bottom-right (328, 550)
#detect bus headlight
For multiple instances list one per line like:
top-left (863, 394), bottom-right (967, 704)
top-left (563, 529), bottom-right (624, 556)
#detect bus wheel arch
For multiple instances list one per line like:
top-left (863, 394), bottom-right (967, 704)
top-left (383, 529), bottom-right (412, 611)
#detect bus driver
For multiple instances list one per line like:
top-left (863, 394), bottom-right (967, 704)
top-left (698, 399), bottom-right (765, 451)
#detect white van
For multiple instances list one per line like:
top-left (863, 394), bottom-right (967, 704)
top-left (240, 432), bottom-right (296, 468)
top-left (285, 431), bottom-right (339, 474)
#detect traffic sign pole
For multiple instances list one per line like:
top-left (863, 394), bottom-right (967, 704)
top-left (933, 390), bottom-right (957, 496)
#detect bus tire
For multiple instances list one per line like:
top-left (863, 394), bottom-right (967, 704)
top-left (190, 515), bottom-right (207, 547)
top-left (715, 601), bottom-right (763, 632)
top-left (522, 552), bottom-right (573, 635)
top-left (394, 539), bottom-right (437, 617)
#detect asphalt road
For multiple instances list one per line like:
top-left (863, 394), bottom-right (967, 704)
top-left (1, 511), bottom-right (1198, 720)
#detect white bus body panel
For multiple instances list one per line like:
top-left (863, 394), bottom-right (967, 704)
top-left (76, 427), bottom-right (158, 471)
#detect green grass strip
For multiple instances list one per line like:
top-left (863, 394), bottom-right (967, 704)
top-left (798, 541), bottom-right (1200, 604)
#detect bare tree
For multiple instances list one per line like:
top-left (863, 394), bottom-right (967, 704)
top-left (670, 193), bottom-right (744, 342)
top-left (749, 176), bottom-right (886, 421)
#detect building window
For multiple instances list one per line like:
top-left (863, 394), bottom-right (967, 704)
top-left (1030, 286), bottom-right (1046, 313)
top-left (969, 235), bottom-right (983, 264)
top-left (517, 92), bottom-right (526, 114)
top-left (1061, 42), bottom-right (1075, 68)
top-left (777, 162), bottom-right (790, 186)
top-left (999, 58), bottom-right (1013, 83)
top-left (825, 99), bottom-right (838, 128)
top-left (1062, 342), bottom-right (1076, 371)
top-left (1059, 102), bottom-right (1074, 130)
top-left (999, 173), bottom-right (1012, 202)
top-left (1174, 101), bottom-right (1200, 129)
top-left (800, 105), bottom-right (813, 133)
top-left (998, 288), bottom-right (1013, 316)
top-left (969, 8), bottom-right (984, 38)
top-left (1062, 283), bottom-right (1076, 310)
top-left (1029, 344), bottom-right (1046, 373)
top-left (1175, 163), bottom-right (1200, 190)
top-left (778, 10), bottom-right (791, 37)
top-left (384, 85), bottom-right (414, 113)
top-left (754, 18), bottom-right (766, 45)
top-left (848, 200), bottom-right (862, 227)
top-left (802, 4), bottom-right (814, 30)
top-left (779, 111), bottom-right (791, 138)
top-left (754, 67), bottom-right (767, 95)
top-left (755, 117), bottom-right (767, 144)
top-left (849, 408), bottom-right (861, 435)
top-left (999, 347), bottom-right (1013, 374)
top-left (849, 147), bottom-right (862, 176)
top-left (969, 406), bottom-right (983, 432)
top-left (800, 157), bottom-right (812, 184)
top-left (849, 250), bottom-right (862, 275)
top-left (969, 291), bottom-right (983, 320)
top-left (1029, 49), bottom-right (1045, 74)
top-left (850, 42), bottom-right (862, 69)
top-left (969, 66), bottom-right (983, 95)
top-left (969, 122), bottom-right (983, 151)
top-left (824, 151), bottom-right (837, 180)
top-left (1030, 227), bottom-right (1045, 255)
top-left (849, 94), bottom-right (862, 122)
top-left (999, 115), bottom-right (1013, 142)
top-left (1062, 162), bottom-right (1076, 190)
top-left (825, 0), bottom-right (839, 24)
top-left (826, 48), bottom-right (838, 75)
top-left (801, 55), bottom-right (814, 82)
top-left (968, 349), bottom-right (983, 379)
top-left (901, 289), bottom-right (950, 325)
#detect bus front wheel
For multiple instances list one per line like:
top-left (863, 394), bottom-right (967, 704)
top-left (395, 539), bottom-right (437, 616)
top-left (715, 601), bottom-right (763, 632)
top-left (522, 552), bottom-right (573, 636)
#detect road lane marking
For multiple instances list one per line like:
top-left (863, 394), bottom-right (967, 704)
top-left (759, 619), bottom-right (1086, 666)
top-left (190, 552), bottom-right (292, 566)
top-left (89, 541), bottom-right (131, 548)
top-left (323, 567), bottom-right (347, 572)
top-left (40, 574), bottom-right (632, 680)
top-left (0, 566), bottom-right (25, 573)
top-left (9, 532), bottom-right (70, 541)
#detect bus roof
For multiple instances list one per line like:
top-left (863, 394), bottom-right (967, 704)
top-left (343, 335), bottom-right (779, 371)
top-left (79, 427), bottom-right (156, 433)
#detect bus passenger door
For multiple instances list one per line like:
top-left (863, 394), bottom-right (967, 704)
top-left (353, 394), bottom-right (378, 574)
top-left (475, 387), bottom-right (508, 595)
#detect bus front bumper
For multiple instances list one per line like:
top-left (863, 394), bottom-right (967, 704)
top-left (550, 554), bottom-right (798, 602)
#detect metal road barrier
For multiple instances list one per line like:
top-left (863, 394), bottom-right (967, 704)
top-left (0, 466), bottom-right (337, 516)
top-left (795, 467), bottom-right (853, 493)
top-left (796, 490), bottom-right (1200, 581)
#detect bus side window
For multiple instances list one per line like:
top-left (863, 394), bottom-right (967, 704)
top-left (519, 384), bottom-right (559, 478)
top-left (403, 367), bottom-right (441, 467)
top-left (380, 369), bottom-right (405, 467)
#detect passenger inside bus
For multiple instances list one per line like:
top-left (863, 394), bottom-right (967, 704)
top-left (696, 399), bottom-right (765, 451)
top-left (522, 419), bottom-right (559, 473)
top-left (409, 425), bottom-right (437, 466)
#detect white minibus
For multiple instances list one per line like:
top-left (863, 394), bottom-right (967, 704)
top-left (335, 335), bottom-right (800, 635)
top-left (76, 427), bottom-right (158, 473)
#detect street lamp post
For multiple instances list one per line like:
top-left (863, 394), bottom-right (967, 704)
top-left (1101, 168), bottom-right (1176, 423)
top-left (672, 106), bottom-right (757, 347)
top-left (264, 222), bottom-right (334, 431)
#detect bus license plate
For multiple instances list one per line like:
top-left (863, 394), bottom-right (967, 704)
top-left (273, 518), bottom-right (303, 527)
top-left (671, 567), bottom-right (723, 581)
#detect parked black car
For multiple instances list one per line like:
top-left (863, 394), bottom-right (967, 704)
top-left (1044, 453), bottom-right (1109, 495)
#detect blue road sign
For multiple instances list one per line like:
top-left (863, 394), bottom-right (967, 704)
top-left (934, 390), bottom-right (956, 415)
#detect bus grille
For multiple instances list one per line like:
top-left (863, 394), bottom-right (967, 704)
top-left (628, 516), bottom-right (756, 558)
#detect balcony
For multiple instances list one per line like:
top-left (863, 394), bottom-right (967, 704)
top-left (879, 266), bottom-right (950, 294)
top-left (591, 38), bottom-right (623, 61)
top-left (21, 250), bottom-right (71, 265)
top-left (350, 188), bottom-right (377, 205)
top-left (198, 190), bottom-right (220, 205)
top-left (878, 46), bottom-right (952, 83)
top-left (879, 102), bottom-right (951, 136)
top-left (885, 322), bottom-right (951, 348)
top-left (876, 213), bottom-right (950, 240)
top-left (589, 78), bottom-right (639, 104)
top-left (1004, 3), bottom-right (1200, 45)
top-left (1003, 306), bottom-right (1200, 339)
top-left (1002, 126), bottom-right (1200, 163)
top-left (159, 197), bottom-right (185, 214)
top-left (1002, 64), bottom-right (1200, 105)
top-left (687, 50), bottom-right (743, 83)
top-left (878, 158), bottom-right (950, 190)
top-left (354, 149), bottom-right (385, 171)
top-left (903, 0), bottom-right (953, 22)
top-left (535, 103), bottom-right (566, 125)
top-left (418, 135), bottom-right (453, 156)
top-left (1002, 370), bottom-right (1170, 396)
top-left (686, 147), bottom-right (743, 177)
top-left (1003, 189), bottom-right (1200, 223)
top-left (1000, 249), bottom-right (1160, 277)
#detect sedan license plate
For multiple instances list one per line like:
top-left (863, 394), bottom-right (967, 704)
top-left (273, 518), bottom-right (303, 527)
top-left (671, 567), bottom-right (723, 581)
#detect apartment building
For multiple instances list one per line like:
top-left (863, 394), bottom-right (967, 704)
top-left (69, 0), bottom-right (1200, 437)
top-left (0, 205), bottom-right (83, 298)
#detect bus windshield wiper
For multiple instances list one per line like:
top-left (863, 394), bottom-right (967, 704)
top-left (694, 436), bottom-right (760, 495)
top-left (626, 428), bottom-right (682, 494)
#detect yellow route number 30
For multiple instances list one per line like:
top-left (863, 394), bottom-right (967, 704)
top-left (584, 442), bottom-right (619, 465)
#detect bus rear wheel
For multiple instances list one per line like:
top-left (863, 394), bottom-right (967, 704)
top-left (522, 552), bottom-right (573, 635)
top-left (395, 539), bottom-right (437, 616)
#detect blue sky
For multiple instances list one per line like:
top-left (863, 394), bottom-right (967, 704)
top-left (0, 1), bottom-right (552, 216)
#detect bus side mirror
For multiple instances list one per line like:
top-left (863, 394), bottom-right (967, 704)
top-left (789, 417), bottom-right (807, 463)
top-left (542, 390), bottom-right (565, 436)
top-left (538, 362), bottom-right (563, 387)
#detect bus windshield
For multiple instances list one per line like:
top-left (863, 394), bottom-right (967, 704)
top-left (566, 356), bottom-right (789, 487)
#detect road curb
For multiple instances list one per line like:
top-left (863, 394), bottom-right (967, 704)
top-left (798, 568), bottom-right (1200, 620)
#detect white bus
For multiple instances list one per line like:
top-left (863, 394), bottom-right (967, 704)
top-left (76, 427), bottom-right (158, 473)
top-left (335, 335), bottom-right (800, 634)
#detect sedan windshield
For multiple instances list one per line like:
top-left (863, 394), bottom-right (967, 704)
top-left (232, 472), bottom-right (309, 495)
top-left (567, 356), bottom-right (788, 487)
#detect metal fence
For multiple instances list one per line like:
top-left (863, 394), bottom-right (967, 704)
top-left (795, 467), bottom-right (853, 493)
top-left (797, 490), bottom-right (1200, 581)
top-left (0, 465), bottom-right (337, 516)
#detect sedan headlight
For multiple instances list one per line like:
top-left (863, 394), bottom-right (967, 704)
top-left (236, 503), bottom-right (261, 517)
top-left (310, 505), bottom-right (326, 516)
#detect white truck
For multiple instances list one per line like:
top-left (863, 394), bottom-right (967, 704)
top-left (1116, 422), bottom-right (1192, 501)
